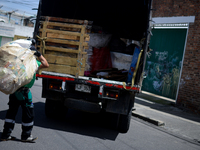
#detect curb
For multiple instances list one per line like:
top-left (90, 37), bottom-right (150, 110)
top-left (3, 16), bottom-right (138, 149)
top-left (132, 111), bottom-right (165, 126)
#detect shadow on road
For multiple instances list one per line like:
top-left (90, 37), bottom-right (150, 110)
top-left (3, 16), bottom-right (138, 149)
top-left (0, 102), bottom-right (119, 141)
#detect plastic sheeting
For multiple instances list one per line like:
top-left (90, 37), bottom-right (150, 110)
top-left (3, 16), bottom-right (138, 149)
top-left (0, 40), bottom-right (38, 94)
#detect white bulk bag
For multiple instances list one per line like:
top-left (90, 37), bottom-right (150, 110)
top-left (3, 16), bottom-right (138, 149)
top-left (0, 40), bottom-right (38, 94)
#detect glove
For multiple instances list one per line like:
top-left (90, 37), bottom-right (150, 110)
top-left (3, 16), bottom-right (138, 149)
top-left (34, 50), bottom-right (42, 57)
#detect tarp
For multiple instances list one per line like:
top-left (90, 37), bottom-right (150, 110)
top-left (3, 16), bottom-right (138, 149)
top-left (38, 0), bottom-right (152, 40)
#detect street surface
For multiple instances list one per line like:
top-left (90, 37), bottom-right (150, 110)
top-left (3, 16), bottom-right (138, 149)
top-left (0, 79), bottom-right (199, 150)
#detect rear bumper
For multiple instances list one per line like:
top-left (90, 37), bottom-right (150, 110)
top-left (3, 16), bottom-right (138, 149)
top-left (64, 98), bottom-right (101, 113)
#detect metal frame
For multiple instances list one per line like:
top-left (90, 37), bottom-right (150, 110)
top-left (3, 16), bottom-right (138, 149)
top-left (175, 23), bottom-right (189, 102)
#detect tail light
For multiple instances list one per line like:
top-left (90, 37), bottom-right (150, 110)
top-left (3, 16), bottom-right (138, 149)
top-left (105, 91), bottom-right (119, 99)
top-left (49, 81), bottom-right (62, 90)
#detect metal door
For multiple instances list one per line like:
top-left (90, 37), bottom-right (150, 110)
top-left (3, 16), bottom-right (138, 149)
top-left (142, 28), bottom-right (187, 99)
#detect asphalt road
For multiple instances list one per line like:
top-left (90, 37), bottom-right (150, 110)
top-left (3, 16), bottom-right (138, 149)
top-left (0, 79), bottom-right (200, 150)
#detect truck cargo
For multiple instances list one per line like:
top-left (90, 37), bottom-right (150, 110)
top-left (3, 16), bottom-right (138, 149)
top-left (34, 0), bottom-right (152, 133)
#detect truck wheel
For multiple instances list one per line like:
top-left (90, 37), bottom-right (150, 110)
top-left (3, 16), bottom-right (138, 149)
top-left (116, 91), bottom-right (134, 133)
top-left (45, 99), bottom-right (68, 118)
top-left (118, 108), bottom-right (132, 133)
top-left (102, 111), bottom-right (120, 130)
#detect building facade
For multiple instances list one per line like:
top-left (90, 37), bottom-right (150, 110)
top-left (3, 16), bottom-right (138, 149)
top-left (0, 22), bottom-right (34, 46)
top-left (152, 0), bottom-right (200, 114)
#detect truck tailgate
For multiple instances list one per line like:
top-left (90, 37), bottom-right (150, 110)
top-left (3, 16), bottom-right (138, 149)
top-left (36, 71), bottom-right (140, 92)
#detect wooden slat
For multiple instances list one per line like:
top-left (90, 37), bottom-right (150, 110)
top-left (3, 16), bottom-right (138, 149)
top-left (40, 21), bottom-right (47, 55)
top-left (46, 21), bottom-right (83, 29)
top-left (44, 54), bottom-right (86, 67)
top-left (39, 28), bottom-right (80, 36)
top-left (37, 45), bottom-right (87, 54)
top-left (46, 33), bottom-right (90, 41)
top-left (79, 26), bottom-right (86, 52)
top-left (39, 28), bottom-right (89, 38)
top-left (47, 25), bottom-right (81, 32)
top-left (41, 38), bottom-right (88, 47)
top-left (41, 64), bottom-right (85, 76)
top-left (44, 16), bottom-right (88, 25)
top-left (76, 25), bottom-right (86, 77)
top-left (47, 33), bottom-right (79, 40)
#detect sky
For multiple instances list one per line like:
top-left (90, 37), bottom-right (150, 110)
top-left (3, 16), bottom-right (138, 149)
top-left (0, 0), bottom-right (39, 16)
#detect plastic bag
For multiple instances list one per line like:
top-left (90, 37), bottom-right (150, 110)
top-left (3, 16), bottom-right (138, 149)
top-left (0, 40), bottom-right (38, 94)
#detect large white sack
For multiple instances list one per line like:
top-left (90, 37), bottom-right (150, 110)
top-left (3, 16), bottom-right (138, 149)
top-left (88, 33), bottom-right (112, 48)
top-left (0, 40), bottom-right (38, 95)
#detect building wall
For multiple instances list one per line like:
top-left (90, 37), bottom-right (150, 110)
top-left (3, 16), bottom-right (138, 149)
top-left (152, 0), bottom-right (200, 114)
top-left (0, 22), bottom-right (34, 38)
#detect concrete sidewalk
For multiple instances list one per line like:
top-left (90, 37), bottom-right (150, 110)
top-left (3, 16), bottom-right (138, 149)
top-left (132, 91), bottom-right (200, 143)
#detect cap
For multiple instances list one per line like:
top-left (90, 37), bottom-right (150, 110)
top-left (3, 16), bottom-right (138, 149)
top-left (31, 39), bottom-right (36, 45)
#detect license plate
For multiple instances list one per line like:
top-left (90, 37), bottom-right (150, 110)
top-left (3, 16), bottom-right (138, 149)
top-left (75, 84), bottom-right (91, 93)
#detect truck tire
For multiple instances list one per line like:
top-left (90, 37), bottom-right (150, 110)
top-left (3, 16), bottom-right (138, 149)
top-left (118, 108), bottom-right (132, 133)
top-left (45, 99), bottom-right (68, 118)
top-left (101, 111), bottom-right (120, 130)
top-left (117, 91), bottom-right (134, 133)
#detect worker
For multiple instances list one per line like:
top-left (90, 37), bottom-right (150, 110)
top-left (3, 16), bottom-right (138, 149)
top-left (30, 39), bottom-right (37, 51)
top-left (1, 39), bottom-right (49, 142)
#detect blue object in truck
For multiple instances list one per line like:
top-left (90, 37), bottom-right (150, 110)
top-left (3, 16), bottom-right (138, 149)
top-left (126, 46), bottom-right (141, 83)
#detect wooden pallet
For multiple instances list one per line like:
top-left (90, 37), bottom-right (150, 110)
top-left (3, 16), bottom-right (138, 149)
top-left (37, 16), bottom-right (91, 76)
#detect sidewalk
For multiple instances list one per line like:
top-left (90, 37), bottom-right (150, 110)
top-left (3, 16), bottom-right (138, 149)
top-left (132, 91), bottom-right (200, 143)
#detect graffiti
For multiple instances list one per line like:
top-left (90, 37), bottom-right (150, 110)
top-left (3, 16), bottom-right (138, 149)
top-left (153, 80), bottom-right (163, 92)
top-left (155, 51), bottom-right (168, 61)
top-left (143, 54), bottom-right (181, 99)
top-left (179, 78), bottom-right (186, 87)
top-left (142, 28), bottom-right (186, 99)
top-left (185, 75), bottom-right (191, 80)
top-left (162, 74), bottom-right (171, 96)
top-left (171, 67), bottom-right (180, 97)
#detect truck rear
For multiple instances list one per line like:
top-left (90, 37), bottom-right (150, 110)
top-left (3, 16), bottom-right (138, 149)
top-left (34, 0), bottom-right (152, 133)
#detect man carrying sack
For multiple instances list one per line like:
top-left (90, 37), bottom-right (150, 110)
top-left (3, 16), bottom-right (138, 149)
top-left (1, 39), bottom-right (49, 142)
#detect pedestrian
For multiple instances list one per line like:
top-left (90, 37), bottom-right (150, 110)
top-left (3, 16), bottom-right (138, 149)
top-left (0, 39), bottom-right (49, 142)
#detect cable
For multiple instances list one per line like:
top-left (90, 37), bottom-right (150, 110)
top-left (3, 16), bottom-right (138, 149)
top-left (1, 0), bottom-right (39, 12)
top-left (0, 3), bottom-right (38, 16)
top-left (1, 0), bottom-right (38, 7)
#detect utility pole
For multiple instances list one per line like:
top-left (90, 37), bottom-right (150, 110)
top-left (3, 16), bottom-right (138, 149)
top-left (22, 11), bottom-right (25, 26)
top-left (7, 10), bottom-right (18, 23)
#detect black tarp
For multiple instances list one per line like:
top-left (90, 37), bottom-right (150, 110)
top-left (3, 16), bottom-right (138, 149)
top-left (38, 0), bottom-right (151, 40)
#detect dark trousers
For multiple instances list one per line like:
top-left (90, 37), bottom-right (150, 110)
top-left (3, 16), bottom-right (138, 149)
top-left (2, 89), bottom-right (34, 139)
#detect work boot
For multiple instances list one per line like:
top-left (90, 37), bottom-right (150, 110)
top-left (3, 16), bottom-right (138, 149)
top-left (21, 135), bottom-right (37, 142)
top-left (1, 136), bottom-right (16, 141)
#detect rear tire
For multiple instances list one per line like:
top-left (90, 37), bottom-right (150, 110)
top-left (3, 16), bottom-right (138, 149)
top-left (118, 108), bottom-right (132, 133)
top-left (117, 92), bottom-right (134, 133)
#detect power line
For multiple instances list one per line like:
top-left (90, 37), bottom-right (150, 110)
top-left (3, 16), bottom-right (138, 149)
top-left (0, 0), bottom-right (39, 11)
top-left (0, 1), bottom-right (39, 16)
top-left (0, 6), bottom-right (36, 16)
top-left (1, 0), bottom-right (39, 7)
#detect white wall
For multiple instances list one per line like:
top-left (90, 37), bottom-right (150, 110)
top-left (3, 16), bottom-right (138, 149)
top-left (0, 22), bottom-right (34, 38)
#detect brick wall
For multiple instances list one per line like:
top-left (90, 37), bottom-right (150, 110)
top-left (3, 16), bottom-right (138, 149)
top-left (152, 0), bottom-right (200, 114)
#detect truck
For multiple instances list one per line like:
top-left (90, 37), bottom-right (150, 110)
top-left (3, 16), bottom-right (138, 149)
top-left (34, 0), bottom-right (152, 133)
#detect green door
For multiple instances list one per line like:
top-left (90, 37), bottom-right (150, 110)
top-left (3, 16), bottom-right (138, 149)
top-left (142, 29), bottom-right (187, 99)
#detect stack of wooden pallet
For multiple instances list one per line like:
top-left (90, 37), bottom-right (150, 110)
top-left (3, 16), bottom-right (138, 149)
top-left (37, 16), bottom-right (91, 76)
